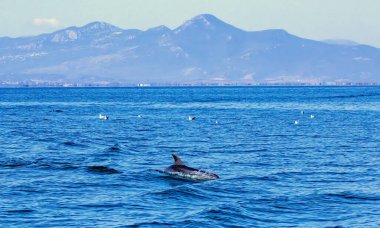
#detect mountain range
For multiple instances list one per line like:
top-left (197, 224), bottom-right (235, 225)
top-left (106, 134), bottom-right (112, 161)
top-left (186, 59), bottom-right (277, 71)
top-left (1, 14), bottom-right (379, 85)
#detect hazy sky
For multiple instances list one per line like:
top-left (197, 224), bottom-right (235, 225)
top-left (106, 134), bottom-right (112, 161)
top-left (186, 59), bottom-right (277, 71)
top-left (1, 0), bottom-right (379, 47)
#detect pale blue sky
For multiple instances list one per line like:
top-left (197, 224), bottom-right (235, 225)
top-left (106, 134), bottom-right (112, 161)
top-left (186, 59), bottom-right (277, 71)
top-left (1, 0), bottom-right (379, 47)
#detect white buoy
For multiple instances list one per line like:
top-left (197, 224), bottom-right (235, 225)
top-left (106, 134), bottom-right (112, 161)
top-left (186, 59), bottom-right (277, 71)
top-left (310, 115), bottom-right (315, 119)
top-left (215, 120), bottom-right (218, 124)
top-left (294, 120), bottom-right (299, 125)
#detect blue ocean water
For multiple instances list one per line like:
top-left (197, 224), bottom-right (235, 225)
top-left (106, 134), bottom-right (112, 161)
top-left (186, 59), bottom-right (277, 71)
top-left (1, 86), bottom-right (380, 227)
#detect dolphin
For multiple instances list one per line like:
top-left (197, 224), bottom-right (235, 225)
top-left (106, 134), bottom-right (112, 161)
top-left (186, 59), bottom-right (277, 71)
top-left (158, 154), bottom-right (219, 180)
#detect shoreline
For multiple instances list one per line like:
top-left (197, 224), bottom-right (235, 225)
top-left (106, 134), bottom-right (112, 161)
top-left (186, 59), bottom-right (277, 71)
top-left (1, 83), bottom-right (380, 88)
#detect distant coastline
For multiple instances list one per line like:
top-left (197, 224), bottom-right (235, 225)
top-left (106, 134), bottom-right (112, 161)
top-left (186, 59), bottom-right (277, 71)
top-left (1, 81), bottom-right (379, 88)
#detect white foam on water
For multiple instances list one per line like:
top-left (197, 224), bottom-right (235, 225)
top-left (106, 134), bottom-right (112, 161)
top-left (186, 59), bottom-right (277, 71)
top-left (156, 169), bottom-right (218, 181)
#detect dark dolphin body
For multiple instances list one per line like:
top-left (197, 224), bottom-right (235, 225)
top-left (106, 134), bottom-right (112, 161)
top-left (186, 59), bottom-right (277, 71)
top-left (159, 154), bottom-right (219, 180)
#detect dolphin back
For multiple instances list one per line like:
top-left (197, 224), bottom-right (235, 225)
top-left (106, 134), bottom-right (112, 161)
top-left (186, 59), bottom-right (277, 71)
top-left (159, 154), bottom-right (219, 181)
top-left (164, 164), bottom-right (219, 180)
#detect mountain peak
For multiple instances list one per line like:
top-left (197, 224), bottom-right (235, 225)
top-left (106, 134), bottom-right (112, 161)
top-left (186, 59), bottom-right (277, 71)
top-left (47, 21), bottom-right (121, 43)
top-left (174, 14), bottom-right (241, 34)
top-left (147, 25), bottom-right (171, 32)
top-left (191, 14), bottom-right (221, 26)
top-left (81, 21), bottom-right (121, 32)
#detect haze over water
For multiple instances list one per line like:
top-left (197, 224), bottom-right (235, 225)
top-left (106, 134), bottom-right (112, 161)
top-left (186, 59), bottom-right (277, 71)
top-left (1, 86), bottom-right (380, 226)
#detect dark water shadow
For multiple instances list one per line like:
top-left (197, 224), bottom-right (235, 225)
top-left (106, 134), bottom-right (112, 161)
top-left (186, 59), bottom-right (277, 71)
top-left (5, 209), bottom-right (34, 214)
top-left (62, 141), bottom-right (87, 147)
top-left (86, 165), bottom-right (122, 174)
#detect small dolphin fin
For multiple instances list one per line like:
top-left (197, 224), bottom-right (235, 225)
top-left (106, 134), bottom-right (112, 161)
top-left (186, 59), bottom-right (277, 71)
top-left (172, 154), bottom-right (185, 165)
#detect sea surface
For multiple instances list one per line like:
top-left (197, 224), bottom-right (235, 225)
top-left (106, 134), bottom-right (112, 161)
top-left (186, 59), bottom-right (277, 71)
top-left (1, 86), bottom-right (380, 227)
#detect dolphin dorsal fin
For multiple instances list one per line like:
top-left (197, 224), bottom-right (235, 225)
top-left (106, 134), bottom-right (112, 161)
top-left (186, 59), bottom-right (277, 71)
top-left (172, 154), bottom-right (185, 165)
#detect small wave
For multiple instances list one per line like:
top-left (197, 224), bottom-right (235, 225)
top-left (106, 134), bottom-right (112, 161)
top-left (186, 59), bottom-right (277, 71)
top-left (0, 158), bottom-right (81, 171)
top-left (0, 159), bottom-right (32, 168)
top-left (147, 185), bottom-right (212, 201)
top-left (5, 209), bottom-right (34, 213)
top-left (34, 160), bottom-right (79, 170)
top-left (49, 109), bottom-right (64, 113)
top-left (156, 145), bottom-right (184, 150)
top-left (325, 192), bottom-right (380, 201)
top-left (186, 202), bottom-right (258, 225)
top-left (256, 175), bottom-right (280, 181)
top-left (122, 144), bottom-right (141, 152)
top-left (128, 221), bottom-right (174, 227)
top-left (63, 141), bottom-right (78, 146)
top-left (87, 165), bottom-right (121, 174)
top-left (2, 162), bottom-right (30, 168)
top-left (135, 128), bottom-right (152, 132)
top-left (323, 93), bottom-right (380, 99)
top-left (62, 141), bottom-right (87, 147)
top-left (107, 144), bottom-right (122, 152)
top-left (78, 203), bottom-right (125, 208)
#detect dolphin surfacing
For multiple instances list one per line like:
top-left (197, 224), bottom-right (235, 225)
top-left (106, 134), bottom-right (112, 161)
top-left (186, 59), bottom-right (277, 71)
top-left (158, 154), bottom-right (219, 180)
